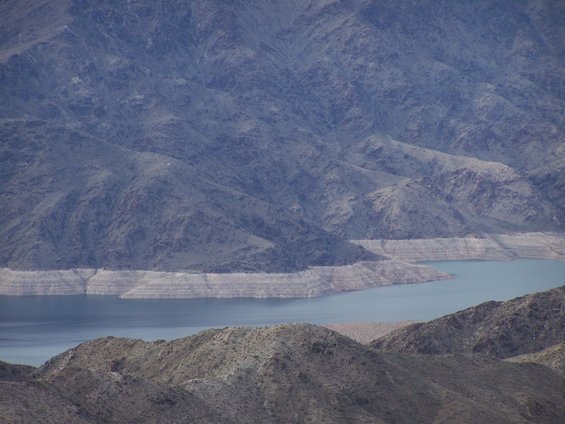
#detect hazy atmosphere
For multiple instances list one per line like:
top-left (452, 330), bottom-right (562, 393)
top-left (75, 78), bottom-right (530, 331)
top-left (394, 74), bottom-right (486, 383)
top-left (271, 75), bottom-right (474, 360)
top-left (1, 1), bottom-right (564, 423)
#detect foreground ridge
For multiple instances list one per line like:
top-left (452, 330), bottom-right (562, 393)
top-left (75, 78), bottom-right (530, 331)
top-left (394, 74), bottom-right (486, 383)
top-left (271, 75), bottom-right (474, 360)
top-left (1, 287), bottom-right (565, 423)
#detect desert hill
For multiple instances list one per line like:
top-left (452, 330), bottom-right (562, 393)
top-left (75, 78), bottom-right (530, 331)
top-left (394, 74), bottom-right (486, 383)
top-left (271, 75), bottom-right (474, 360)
top-left (372, 285), bottom-right (565, 358)
top-left (1, 287), bottom-right (565, 423)
top-left (0, 324), bottom-right (562, 423)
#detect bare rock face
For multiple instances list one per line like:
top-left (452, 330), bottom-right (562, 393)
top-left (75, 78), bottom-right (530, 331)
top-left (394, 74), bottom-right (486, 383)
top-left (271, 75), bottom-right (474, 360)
top-left (1, 0), bottom-right (564, 272)
top-left (372, 286), bottom-right (565, 358)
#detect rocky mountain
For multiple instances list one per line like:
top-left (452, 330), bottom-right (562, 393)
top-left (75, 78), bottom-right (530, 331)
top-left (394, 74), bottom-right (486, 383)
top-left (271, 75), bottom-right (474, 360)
top-left (372, 285), bottom-right (565, 358)
top-left (1, 0), bottom-right (564, 272)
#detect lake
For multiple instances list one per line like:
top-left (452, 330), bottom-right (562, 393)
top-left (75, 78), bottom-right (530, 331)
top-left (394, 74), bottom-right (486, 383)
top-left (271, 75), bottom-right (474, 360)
top-left (1, 259), bottom-right (564, 366)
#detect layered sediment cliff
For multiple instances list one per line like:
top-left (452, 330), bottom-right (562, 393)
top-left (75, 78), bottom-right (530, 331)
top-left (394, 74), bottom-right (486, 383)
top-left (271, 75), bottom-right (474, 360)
top-left (0, 260), bottom-right (448, 298)
top-left (353, 232), bottom-right (565, 262)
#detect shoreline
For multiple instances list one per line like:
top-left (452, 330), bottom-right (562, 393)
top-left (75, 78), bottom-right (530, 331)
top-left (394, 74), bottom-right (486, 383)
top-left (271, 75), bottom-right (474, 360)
top-left (0, 259), bottom-right (451, 298)
top-left (352, 232), bottom-right (565, 262)
top-left (1, 232), bottom-right (563, 299)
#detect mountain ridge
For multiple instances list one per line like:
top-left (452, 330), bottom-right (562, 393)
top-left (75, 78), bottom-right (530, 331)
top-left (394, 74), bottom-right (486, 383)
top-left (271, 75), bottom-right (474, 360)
top-left (371, 285), bottom-right (565, 358)
top-left (1, 0), bottom-right (564, 272)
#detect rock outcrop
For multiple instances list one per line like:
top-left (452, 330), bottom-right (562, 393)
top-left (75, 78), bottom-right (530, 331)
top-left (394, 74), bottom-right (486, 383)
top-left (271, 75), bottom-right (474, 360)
top-left (323, 321), bottom-right (417, 344)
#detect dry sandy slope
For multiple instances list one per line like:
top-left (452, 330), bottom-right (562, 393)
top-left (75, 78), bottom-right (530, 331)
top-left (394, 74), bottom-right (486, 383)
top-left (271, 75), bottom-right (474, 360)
top-left (323, 321), bottom-right (417, 344)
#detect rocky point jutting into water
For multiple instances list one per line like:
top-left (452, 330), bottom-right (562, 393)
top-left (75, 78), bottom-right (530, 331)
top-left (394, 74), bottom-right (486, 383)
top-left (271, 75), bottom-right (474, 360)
top-left (1, 232), bottom-right (564, 298)
top-left (0, 259), bottom-right (449, 298)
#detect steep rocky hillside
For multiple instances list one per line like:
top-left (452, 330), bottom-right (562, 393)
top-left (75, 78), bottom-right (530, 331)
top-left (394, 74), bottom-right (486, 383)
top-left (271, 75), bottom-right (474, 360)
top-left (372, 285), bottom-right (565, 358)
top-left (0, 324), bottom-right (562, 423)
top-left (1, 0), bottom-right (564, 272)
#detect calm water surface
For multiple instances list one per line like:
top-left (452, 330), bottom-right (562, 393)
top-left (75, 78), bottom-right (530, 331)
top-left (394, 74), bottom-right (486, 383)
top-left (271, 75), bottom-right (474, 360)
top-left (1, 259), bottom-right (564, 366)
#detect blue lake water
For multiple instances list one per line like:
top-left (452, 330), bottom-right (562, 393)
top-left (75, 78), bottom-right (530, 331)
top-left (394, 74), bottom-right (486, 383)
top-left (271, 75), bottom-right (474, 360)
top-left (1, 259), bottom-right (564, 366)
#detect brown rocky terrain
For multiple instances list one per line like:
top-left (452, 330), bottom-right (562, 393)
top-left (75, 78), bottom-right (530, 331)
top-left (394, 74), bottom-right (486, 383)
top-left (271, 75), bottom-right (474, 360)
top-left (372, 285), bottom-right (565, 358)
top-left (2, 286), bottom-right (565, 423)
top-left (0, 325), bottom-right (565, 423)
top-left (1, 0), bottom-right (564, 273)
top-left (0, 322), bottom-right (563, 423)
top-left (354, 232), bottom-right (565, 262)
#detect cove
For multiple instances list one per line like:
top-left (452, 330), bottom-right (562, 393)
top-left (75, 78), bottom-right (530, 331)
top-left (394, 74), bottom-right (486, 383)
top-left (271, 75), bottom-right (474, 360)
top-left (1, 259), bottom-right (564, 366)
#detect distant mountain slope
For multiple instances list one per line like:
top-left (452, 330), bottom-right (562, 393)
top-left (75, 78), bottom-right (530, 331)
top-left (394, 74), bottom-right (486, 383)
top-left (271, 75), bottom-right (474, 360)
top-left (1, 0), bottom-right (563, 271)
top-left (372, 285), bottom-right (565, 358)
top-left (0, 323), bottom-right (563, 423)
top-left (506, 342), bottom-right (565, 376)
